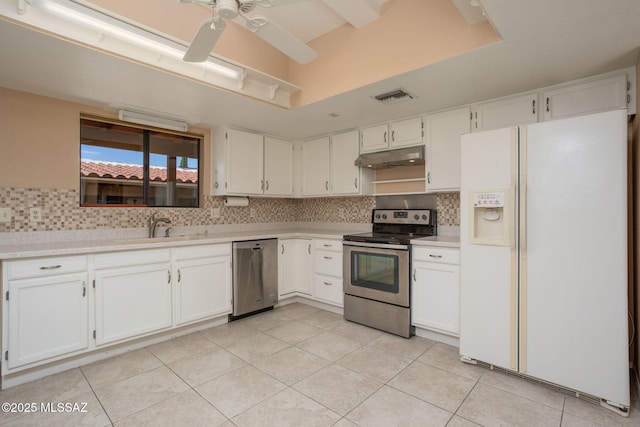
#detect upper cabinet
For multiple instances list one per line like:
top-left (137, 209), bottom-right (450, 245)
top-left (425, 107), bottom-right (471, 192)
top-left (472, 93), bottom-right (538, 132)
top-left (302, 131), bottom-right (371, 197)
top-left (542, 74), bottom-right (628, 121)
top-left (211, 128), bottom-right (294, 197)
top-left (360, 117), bottom-right (423, 153)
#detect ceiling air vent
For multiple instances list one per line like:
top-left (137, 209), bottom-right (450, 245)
top-left (373, 88), bottom-right (415, 105)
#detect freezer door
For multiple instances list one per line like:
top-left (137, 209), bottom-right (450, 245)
top-left (459, 127), bottom-right (518, 371)
top-left (521, 110), bottom-right (629, 406)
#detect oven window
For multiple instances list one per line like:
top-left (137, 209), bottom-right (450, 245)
top-left (351, 251), bottom-right (399, 293)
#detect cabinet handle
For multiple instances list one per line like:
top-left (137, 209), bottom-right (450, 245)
top-left (391, 130), bottom-right (395, 142)
top-left (427, 172), bottom-right (431, 184)
top-left (354, 177), bottom-right (358, 189)
top-left (308, 244), bottom-right (311, 254)
top-left (281, 244), bottom-right (285, 254)
top-left (178, 269), bottom-right (181, 282)
top-left (266, 180), bottom-right (269, 191)
top-left (429, 254), bottom-right (443, 259)
top-left (384, 131), bottom-right (387, 143)
top-left (214, 182), bottom-right (219, 189)
top-left (323, 244), bottom-right (332, 248)
top-left (40, 265), bottom-right (62, 270)
top-left (532, 99), bottom-right (536, 114)
top-left (323, 281), bottom-right (333, 286)
top-left (546, 97), bottom-right (550, 112)
top-left (168, 270), bottom-right (171, 283)
top-left (413, 268), bottom-right (416, 282)
top-left (261, 180), bottom-right (264, 190)
top-left (325, 181), bottom-right (329, 190)
top-left (82, 283), bottom-right (86, 297)
top-left (324, 256), bottom-right (332, 260)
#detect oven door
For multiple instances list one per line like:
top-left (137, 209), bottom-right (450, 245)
top-left (343, 242), bottom-right (409, 307)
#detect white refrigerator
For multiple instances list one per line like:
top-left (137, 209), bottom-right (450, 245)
top-left (459, 109), bottom-right (630, 414)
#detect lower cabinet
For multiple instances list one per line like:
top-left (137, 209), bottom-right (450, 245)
top-left (5, 271), bottom-right (89, 369)
top-left (94, 258), bottom-right (173, 346)
top-left (174, 244), bottom-right (232, 325)
top-left (278, 238), bottom-right (313, 297)
top-left (411, 246), bottom-right (460, 336)
top-left (313, 239), bottom-right (343, 306)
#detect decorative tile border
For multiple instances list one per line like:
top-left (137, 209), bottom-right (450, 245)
top-left (0, 187), bottom-right (459, 234)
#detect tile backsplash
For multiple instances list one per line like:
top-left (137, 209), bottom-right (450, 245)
top-left (0, 187), bottom-right (459, 234)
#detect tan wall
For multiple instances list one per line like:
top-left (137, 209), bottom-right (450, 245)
top-left (289, 0), bottom-right (500, 107)
top-left (0, 87), bottom-right (211, 193)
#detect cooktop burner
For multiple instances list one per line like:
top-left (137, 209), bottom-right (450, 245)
top-left (343, 209), bottom-right (437, 245)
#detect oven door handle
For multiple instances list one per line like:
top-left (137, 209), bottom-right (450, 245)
top-left (342, 241), bottom-right (409, 251)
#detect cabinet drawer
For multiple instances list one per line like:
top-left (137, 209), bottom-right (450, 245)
top-left (412, 246), bottom-right (459, 264)
top-left (94, 248), bottom-right (171, 269)
top-left (315, 250), bottom-right (342, 277)
top-left (314, 274), bottom-right (343, 306)
top-left (6, 255), bottom-right (88, 280)
top-left (314, 239), bottom-right (342, 252)
top-left (174, 244), bottom-right (231, 260)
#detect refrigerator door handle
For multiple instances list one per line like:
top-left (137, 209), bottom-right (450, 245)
top-left (519, 126), bottom-right (528, 373)
top-left (509, 128), bottom-right (519, 371)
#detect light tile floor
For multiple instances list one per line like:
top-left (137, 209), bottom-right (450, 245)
top-left (0, 302), bottom-right (638, 426)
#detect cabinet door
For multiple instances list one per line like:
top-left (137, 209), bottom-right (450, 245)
top-left (301, 137), bottom-right (330, 196)
top-left (226, 129), bottom-right (264, 194)
top-left (175, 255), bottom-right (232, 325)
top-left (95, 263), bottom-right (172, 346)
top-left (6, 273), bottom-right (88, 369)
top-left (412, 261), bottom-right (460, 336)
top-left (361, 124), bottom-right (389, 153)
top-left (330, 130), bottom-right (361, 195)
top-left (542, 74), bottom-right (627, 121)
top-left (278, 239), bottom-right (313, 296)
top-left (473, 93), bottom-right (538, 131)
top-left (264, 136), bottom-right (294, 196)
top-left (426, 107), bottom-right (470, 192)
top-left (390, 117), bottom-right (423, 148)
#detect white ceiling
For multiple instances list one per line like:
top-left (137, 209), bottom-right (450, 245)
top-left (1, 0), bottom-right (639, 140)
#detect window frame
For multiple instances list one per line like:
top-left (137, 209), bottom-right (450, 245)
top-left (79, 114), bottom-right (203, 208)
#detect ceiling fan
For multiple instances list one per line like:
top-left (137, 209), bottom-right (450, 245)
top-left (179, 0), bottom-right (318, 64)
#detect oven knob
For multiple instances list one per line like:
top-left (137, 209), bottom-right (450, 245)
top-left (422, 214), bottom-right (428, 220)
top-left (375, 214), bottom-right (380, 219)
top-left (414, 214), bottom-right (419, 220)
top-left (382, 214), bottom-right (387, 219)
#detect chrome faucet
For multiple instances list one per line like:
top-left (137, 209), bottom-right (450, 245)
top-left (148, 213), bottom-right (172, 238)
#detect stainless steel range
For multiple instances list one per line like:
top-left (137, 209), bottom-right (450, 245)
top-left (343, 209), bottom-right (436, 338)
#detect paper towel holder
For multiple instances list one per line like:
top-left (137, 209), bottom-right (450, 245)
top-left (224, 196), bottom-right (249, 207)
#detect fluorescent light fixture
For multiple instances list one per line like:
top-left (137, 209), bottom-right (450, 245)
top-left (118, 109), bottom-right (188, 132)
top-left (28, 0), bottom-right (243, 81)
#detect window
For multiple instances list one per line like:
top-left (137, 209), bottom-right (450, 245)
top-left (80, 117), bottom-right (201, 207)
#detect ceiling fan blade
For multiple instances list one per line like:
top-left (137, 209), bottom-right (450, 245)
top-left (183, 18), bottom-right (227, 62)
top-left (246, 18), bottom-right (317, 64)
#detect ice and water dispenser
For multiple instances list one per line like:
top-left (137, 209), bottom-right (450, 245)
top-left (468, 190), bottom-right (511, 246)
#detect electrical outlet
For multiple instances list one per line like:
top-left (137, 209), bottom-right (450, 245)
top-left (250, 208), bottom-right (256, 218)
top-left (0, 207), bottom-right (10, 223)
top-left (29, 207), bottom-right (42, 223)
top-left (211, 208), bottom-right (220, 219)
top-left (338, 208), bottom-right (345, 217)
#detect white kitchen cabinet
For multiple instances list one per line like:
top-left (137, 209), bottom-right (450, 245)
top-left (425, 107), bottom-right (470, 192)
top-left (173, 244), bottom-right (232, 326)
top-left (94, 249), bottom-right (172, 346)
top-left (411, 246), bottom-right (460, 336)
top-left (278, 238), bottom-right (313, 297)
top-left (360, 117), bottom-right (423, 153)
top-left (3, 256), bottom-right (89, 370)
top-left (212, 128), bottom-right (294, 196)
top-left (313, 239), bottom-right (343, 306)
top-left (330, 130), bottom-right (361, 195)
top-left (473, 93), bottom-right (538, 131)
top-left (264, 136), bottom-right (294, 196)
top-left (542, 74), bottom-right (627, 121)
top-left (301, 137), bottom-right (331, 196)
top-left (225, 128), bottom-right (264, 195)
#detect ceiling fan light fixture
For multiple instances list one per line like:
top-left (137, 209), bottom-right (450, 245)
top-left (216, 0), bottom-right (239, 19)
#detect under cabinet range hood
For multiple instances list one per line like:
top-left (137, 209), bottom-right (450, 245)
top-left (354, 146), bottom-right (425, 169)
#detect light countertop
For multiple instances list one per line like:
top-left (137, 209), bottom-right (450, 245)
top-left (411, 235), bottom-right (460, 248)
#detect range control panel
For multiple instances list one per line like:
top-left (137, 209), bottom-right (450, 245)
top-left (372, 209), bottom-right (433, 225)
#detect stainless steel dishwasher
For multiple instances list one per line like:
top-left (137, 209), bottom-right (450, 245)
top-left (231, 239), bottom-right (278, 320)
